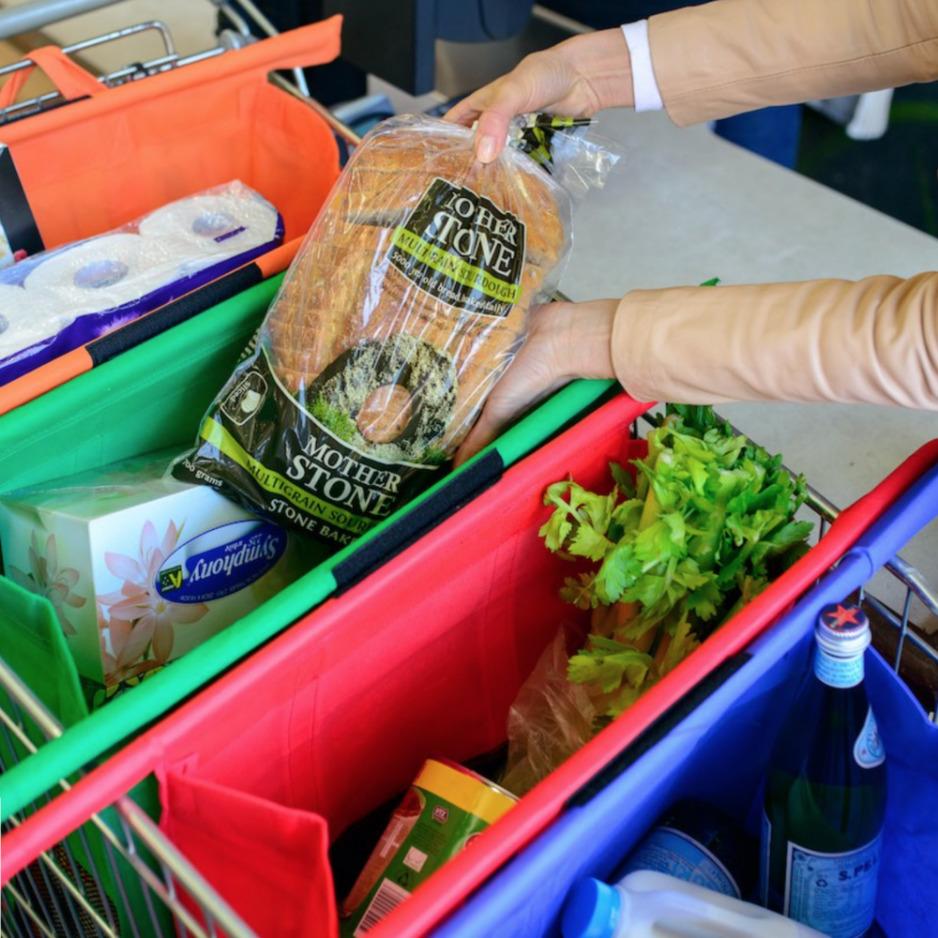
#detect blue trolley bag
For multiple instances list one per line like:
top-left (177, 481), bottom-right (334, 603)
top-left (437, 464), bottom-right (938, 938)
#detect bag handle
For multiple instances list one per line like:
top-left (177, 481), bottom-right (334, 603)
top-left (0, 46), bottom-right (103, 109)
top-left (214, 16), bottom-right (343, 79)
top-left (328, 384), bottom-right (634, 593)
top-left (0, 17), bottom-right (342, 113)
top-left (331, 450), bottom-right (505, 592)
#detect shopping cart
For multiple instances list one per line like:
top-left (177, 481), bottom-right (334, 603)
top-left (0, 660), bottom-right (254, 938)
top-left (3, 396), bottom-right (938, 937)
top-left (0, 11), bottom-right (658, 833)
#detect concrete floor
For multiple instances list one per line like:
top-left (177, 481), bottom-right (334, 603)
top-left (2, 0), bottom-right (935, 627)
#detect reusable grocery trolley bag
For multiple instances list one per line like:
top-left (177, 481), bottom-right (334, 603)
top-left (0, 48), bottom-right (630, 813)
top-left (0, 18), bottom-right (343, 412)
top-left (0, 361), bottom-right (614, 817)
top-left (6, 394), bottom-right (938, 937)
top-left (440, 463), bottom-right (938, 938)
top-left (0, 16), bottom-right (349, 813)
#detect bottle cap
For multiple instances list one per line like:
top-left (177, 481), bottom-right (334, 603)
top-left (816, 602), bottom-right (871, 658)
top-left (562, 878), bottom-right (622, 938)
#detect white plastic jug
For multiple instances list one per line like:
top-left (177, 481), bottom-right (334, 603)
top-left (562, 870), bottom-right (828, 938)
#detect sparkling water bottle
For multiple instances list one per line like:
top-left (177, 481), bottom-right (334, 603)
top-left (619, 800), bottom-right (755, 900)
top-left (760, 601), bottom-right (887, 938)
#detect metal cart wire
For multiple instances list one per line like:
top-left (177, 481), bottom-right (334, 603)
top-left (3, 405), bottom-right (938, 937)
top-left (0, 3), bottom-right (351, 134)
top-left (0, 660), bottom-right (254, 938)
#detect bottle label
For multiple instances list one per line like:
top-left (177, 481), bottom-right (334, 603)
top-left (854, 707), bottom-right (885, 768)
top-left (622, 827), bottom-right (740, 898)
top-left (784, 834), bottom-right (881, 938)
top-left (814, 647), bottom-right (864, 688)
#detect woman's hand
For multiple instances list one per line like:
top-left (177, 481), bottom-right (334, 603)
top-left (455, 298), bottom-right (619, 465)
top-left (444, 29), bottom-right (634, 163)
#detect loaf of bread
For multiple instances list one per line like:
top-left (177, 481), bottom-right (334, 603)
top-left (266, 119), bottom-right (566, 455)
top-left (175, 115), bottom-right (575, 550)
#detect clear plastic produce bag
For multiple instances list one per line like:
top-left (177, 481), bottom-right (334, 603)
top-left (501, 625), bottom-right (597, 796)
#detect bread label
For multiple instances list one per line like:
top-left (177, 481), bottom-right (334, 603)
top-left (177, 348), bottom-right (442, 548)
top-left (388, 177), bottom-right (526, 318)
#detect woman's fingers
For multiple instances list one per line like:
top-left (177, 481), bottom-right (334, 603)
top-left (445, 30), bottom-right (632, 163)
top-left (453, 407), bottom-right (501, 467)
top-left (454, 366), bottom-right (566, 466)
top-left (443, 85), bottom-right (517, 162)
top-left (470, 72), bottom-right (539, 162)
top-left (444, 52), bottom-right (573, 162)
top-left (443, 93), bottom-right (483, 128)
top-left (454, 310), bottom-right (569, 465)
top-left (473, 108), bottom-right (513, 163)
top-left (453, 299), bottom-right (620, 466)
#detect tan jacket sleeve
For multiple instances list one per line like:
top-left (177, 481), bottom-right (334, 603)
top-left (611, 273), bottom-right (938, 408)
top-left (649, 0), bottom-right (938, 126)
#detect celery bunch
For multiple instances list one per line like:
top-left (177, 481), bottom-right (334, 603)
top-left (539, 405), bottom-right (812, 725)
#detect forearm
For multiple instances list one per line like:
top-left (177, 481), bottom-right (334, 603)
top-left (649, 0), bottom-right (938, 126)
top-left (611, 273), bottom-right (938, 408)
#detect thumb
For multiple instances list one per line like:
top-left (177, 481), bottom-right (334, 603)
top-left (473, 108), bottom-right (513, 163)
top-left (454, 406), bottom-right (501, 467)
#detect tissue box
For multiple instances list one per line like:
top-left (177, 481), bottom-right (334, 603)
top-left (0, 451), bottom-right (306, 688)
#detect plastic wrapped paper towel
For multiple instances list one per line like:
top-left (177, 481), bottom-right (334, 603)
top-left (0, 181), bottom-right (283, 387)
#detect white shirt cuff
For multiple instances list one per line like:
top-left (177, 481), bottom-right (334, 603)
top-left (621, 20), bottom-right (664, 112)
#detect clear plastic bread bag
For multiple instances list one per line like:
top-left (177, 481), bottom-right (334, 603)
top-left (173, 114), bottom-right (619, 550)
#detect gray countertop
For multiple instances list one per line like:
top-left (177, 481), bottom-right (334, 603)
top-left (563, 108), bottom-right (938, 623)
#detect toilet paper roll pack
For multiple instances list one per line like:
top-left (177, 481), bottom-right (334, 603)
top-left (0, 283), bottom-right (69, 363)
top-left (0, 181), bottom-right (284, 388)
top-left (24, 234), bottom-right (193, 310)
top-left (139, 183), bottom-right (282, 259)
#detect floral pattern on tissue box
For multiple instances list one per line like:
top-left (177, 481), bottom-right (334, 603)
top-left (0, 453), bottom-right (306, 692)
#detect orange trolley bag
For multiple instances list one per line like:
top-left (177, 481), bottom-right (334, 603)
top-left (0, 16), bottom-right (343, 412)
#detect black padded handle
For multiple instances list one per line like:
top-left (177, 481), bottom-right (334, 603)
top-left (567, 651), bottom-right (752, 808)
top-left (0, 145), bottom-right (42, 255)
top-left (332, 448), bottom-right (505, 592)
top-left (88, 263), bottom-right (263, 366)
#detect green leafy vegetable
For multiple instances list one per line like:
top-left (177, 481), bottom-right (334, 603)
top-left (539, 405), bottom-right (813, 725)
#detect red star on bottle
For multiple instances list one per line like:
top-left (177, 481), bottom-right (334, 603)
top-left (823, 603), bottom-right (862, 629)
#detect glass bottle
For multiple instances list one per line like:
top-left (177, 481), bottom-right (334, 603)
top-left (760, 601), bottom-right (886, 938)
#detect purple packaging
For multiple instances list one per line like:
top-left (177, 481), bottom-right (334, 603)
top-left (0, 181), bottom-right (284, 386)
